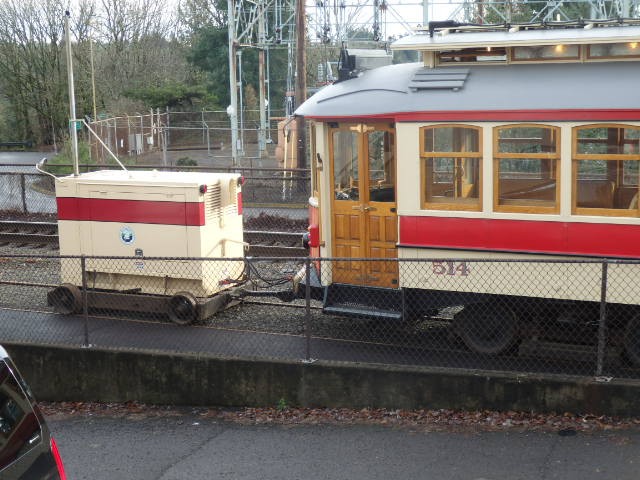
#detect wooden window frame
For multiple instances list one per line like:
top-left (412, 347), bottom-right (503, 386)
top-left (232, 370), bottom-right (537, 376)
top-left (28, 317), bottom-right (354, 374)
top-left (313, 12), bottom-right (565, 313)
top-left (587, 43), bottom-right (640, 60)
top-left (572, 123), bottom-right (640, 217)
top-left (510, 45), bottom-right (581, 62)
top-left (420, 124), bottom-right (482, 212)
top-left (493, 124), bottom-right (561, 214)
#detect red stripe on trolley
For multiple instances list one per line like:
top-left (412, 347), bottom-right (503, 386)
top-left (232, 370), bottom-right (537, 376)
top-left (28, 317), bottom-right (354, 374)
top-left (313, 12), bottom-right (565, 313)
top-left (399, 216), bottom-right (640, 258)
top-left (57, 197), bottom-right (205, 226)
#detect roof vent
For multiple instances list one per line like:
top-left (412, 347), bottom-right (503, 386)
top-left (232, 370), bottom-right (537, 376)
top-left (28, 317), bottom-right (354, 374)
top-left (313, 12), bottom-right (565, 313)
top-left (409, 68), bottom-right (470, 91)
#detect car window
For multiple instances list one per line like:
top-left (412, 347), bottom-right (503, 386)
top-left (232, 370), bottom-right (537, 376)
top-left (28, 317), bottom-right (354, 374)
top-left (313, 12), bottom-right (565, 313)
top-left (0, 360), bottom-right (42, 471)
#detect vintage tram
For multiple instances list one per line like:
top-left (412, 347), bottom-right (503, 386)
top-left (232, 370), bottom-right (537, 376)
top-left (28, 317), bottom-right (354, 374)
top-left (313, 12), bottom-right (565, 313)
top-left (295, 20), bottom-right (640, 362)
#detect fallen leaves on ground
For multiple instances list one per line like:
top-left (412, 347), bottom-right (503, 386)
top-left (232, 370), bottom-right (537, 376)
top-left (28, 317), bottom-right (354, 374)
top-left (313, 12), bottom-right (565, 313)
top-left (38, 401), bottom-right (640, 433)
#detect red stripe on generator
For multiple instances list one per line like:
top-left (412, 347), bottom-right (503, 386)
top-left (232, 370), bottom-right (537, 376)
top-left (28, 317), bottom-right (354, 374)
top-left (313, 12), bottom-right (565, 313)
top-left (237, 192), bottom-right (243, 215)
top-left (57, 198), bottom-right (205, 226)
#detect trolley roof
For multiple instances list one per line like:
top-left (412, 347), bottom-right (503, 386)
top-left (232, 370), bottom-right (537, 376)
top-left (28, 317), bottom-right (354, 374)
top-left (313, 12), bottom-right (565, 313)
top-left (295, 60), bottom-right (640, 119)
top-left (392, 21), bottom-right (640, 51)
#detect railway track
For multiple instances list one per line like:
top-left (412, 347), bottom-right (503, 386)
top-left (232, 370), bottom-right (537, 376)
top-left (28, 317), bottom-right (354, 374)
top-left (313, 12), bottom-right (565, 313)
top-left (0, 221), bottom-right (307, 257)
top-left (0, 221), bottom-right (59, 247)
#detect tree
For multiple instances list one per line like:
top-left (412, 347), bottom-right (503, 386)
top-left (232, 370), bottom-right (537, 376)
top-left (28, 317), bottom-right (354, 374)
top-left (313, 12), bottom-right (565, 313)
top-left (0, 0), bottom-right (72, 144)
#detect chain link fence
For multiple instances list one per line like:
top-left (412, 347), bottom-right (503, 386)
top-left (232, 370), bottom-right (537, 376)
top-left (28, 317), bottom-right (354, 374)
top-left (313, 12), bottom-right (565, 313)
top-left (0, 169), bottom-right (308, 231)
top-left (2, 254), bottom-right (640, 381)
top-left (88, 110), bottom-right (281, 164)
top-left (0, 172), bottom-right (56, 218)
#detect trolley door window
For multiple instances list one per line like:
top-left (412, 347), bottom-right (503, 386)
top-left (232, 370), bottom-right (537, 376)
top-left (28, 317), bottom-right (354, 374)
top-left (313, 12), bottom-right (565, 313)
top-left (494, 124), bottom-right (560, 214)
top-left (332, 130), bottom-right (359, 201)
top-left (420, 125), bottom-right (481, 211)
top-left (367, 130), bottom-right (395, 202)
top-left (573, 124), bottom-right (640, 216)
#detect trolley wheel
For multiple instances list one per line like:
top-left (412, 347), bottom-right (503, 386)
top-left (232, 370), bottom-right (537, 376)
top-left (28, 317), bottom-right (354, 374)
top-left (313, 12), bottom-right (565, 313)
top-left (167, 292), bottom-right (198, 325)
top-left (454, 303), bottom-right (519, 355)
top-left (623, 315), bottom-right (640, 367)
top-left (49, 283), bottom-right (82, 315)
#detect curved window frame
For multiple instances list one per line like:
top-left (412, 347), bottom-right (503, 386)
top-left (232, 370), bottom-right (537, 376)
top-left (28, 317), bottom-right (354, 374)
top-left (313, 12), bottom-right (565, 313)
top-left (493, 123), bottom-right (561, 214)
top-left (572, 123), bottom-right (640, 217)
top-left (420, 124), bottom-right (482, 212)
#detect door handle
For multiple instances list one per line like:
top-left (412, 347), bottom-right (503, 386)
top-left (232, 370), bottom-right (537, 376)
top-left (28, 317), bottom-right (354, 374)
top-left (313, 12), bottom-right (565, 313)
top-left (352, 205), bottom-right (377, 212)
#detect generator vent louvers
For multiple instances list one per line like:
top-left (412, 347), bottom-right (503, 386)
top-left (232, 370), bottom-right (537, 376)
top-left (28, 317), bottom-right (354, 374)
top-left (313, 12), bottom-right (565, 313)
top-left (223, 181), bottom-right (238, 216)
top-left (204, 184), bottom-right (222, 220)
top-left (409, 68), bottom-right (470, 91)
top-left (225, 179), bottom-right (238, 215)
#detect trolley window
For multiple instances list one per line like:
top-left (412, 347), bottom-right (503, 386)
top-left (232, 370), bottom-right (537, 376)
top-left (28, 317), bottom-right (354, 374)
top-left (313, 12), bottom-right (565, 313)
top-left (573, 124), bottom-right (640, 216)
top-left (332, 129), bottom-right (359, 200)
top-left (420, 125), bottom-right (481, 211)
top-left (512, 44), bottom-right (580, 61)
top-left (493, 124), bottom-right (560, 214)
top-left (588, 42), bottom-right (640, 59)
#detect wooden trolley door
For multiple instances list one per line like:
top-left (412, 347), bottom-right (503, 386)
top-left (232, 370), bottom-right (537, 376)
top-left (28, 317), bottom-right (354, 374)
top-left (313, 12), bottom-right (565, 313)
top-left (330, 123), bottom-right (398, 288)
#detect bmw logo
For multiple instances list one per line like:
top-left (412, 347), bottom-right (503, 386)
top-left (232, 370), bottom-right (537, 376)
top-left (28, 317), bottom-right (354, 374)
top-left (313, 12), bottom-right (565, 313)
top-left (119, 226), bottom-right (135, 245)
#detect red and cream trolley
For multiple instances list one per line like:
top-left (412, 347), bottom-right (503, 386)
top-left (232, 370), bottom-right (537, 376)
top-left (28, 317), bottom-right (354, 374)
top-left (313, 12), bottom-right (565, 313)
top-left (295, 20), bottom-right (640, 360)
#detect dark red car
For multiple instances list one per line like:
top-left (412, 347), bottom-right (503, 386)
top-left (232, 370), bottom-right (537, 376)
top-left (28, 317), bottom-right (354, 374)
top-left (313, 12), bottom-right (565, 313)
top-left (0, 346), bottom-right (66, 479)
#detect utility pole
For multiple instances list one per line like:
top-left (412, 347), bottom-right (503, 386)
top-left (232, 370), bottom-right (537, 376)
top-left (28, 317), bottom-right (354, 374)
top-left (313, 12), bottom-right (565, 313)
top-left (64, 10), bottom-right (80, 176)
top-left (227, 0), bottom-right (239, 165)
top-left (258, 0), bottom-right (268, 157)
top-left (295, 0), bottom-right (306, 169)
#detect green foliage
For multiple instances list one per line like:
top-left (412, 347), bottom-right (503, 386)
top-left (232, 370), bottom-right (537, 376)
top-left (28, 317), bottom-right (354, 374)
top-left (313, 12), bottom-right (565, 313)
top-left (45, 140), bottom-right (133, 175)
top-left (276, 397), bottom-right (288, 411)
top-left (176, 157), bottom-right (198, 166)
top-left (187, 27), bottom-right (231, 107)
top-left (124, 82), bottom-right (218, 110)
top-left (0, 95), bottom-right (15, 142)
top-left (186, 26), bottom-right (289, 115)
top-left (45, 141), bottom-right (93, 175)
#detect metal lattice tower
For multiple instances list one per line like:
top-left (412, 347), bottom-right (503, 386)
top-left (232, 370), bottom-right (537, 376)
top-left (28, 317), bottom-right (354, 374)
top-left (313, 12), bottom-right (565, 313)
top-left (227, 0), bottom-right (298, 162)
top-left (228, 0), bottom-right (640, 161)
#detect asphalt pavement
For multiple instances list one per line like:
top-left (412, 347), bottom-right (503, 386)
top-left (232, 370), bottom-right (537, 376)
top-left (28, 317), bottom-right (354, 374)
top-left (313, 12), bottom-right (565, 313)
top-left (48, 411), bottom-right (640, 480)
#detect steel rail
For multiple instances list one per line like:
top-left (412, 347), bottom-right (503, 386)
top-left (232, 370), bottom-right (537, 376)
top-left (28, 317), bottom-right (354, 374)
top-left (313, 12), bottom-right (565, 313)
top-left (0, 221), bottom-right (306, 256)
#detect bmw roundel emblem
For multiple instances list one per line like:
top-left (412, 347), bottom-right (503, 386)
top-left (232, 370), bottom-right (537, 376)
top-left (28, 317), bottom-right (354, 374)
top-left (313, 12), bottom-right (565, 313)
top-left (119, 226), bottom-right (135, 245)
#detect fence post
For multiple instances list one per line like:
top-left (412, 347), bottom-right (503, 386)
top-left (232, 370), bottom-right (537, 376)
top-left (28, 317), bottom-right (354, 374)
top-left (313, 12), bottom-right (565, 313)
top-left (80, 256), bottom-right (91, 348)
top-left (20, 174), bottom-right (27, 213)
top-left (596, 261), bottom-right (609, 376)
top-left (305, 256), bottom-right (312, 362)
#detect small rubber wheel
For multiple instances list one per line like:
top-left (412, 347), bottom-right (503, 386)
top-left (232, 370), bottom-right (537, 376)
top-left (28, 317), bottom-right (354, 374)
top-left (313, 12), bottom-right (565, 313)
top-left (49, 283), bottom-right (82, 315)
top-left (168, 292), bottom-right (198, 325)
top-left (623, 315), bottom-right (640, 367)
top-left (455, 303), bottom-right (519, 355)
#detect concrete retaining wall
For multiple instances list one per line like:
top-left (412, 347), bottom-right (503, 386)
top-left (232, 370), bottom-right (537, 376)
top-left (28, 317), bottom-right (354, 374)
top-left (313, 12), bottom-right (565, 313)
top-left (5, 343), bottom-right (640, 416)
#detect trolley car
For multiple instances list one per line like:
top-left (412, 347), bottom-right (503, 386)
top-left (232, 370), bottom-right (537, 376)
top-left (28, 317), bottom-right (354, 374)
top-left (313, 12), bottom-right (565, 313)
top-left (295, 20), bottom-right (640, 362)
